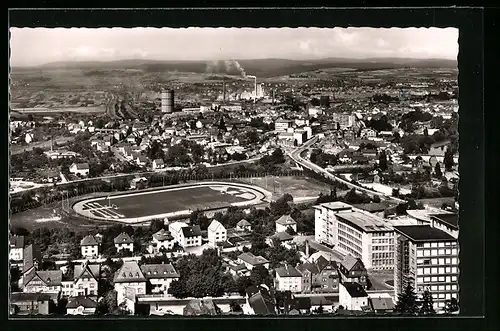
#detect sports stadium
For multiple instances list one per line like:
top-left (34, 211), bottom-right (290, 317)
top-left (72, 182), bottom-right (271, 224)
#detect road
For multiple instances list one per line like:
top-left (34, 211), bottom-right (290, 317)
top-left (288, 135), bottom-right (406, 204)
top-left (10, 136), bottom-right (75, 155)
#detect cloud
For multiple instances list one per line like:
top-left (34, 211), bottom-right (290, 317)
top-left (9, 27), bottom-right (458, 67)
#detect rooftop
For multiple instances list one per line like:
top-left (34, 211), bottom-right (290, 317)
top-left (275, 265), bottom-right (302, 278)
top-left (314, 201), bottom-right (353, 211)
top-left (430, 213), bottom-right (459, 229)
top-left (208, 220), bottom-right (225, 232)
top-left (140, 263), bottom-right (179, 279)
top-left (336, 211), bottom-right (393, 233)
top-left (182, 225), bottom-right (202, 238)
top-left (66, 296), bottom-right (98, 309)
top-left (342, 282), bottom-right (368, 298)
top-left (394, 225), bottom-right (457, 242)
top-left (80, 235), bottom-right (99, 246)
top-left (114, 232), bottom-right (133, 244)
top-left (275, 215), bottom-right (297, 226)
top-left (114, 261), bottom-right (147, 283)
top-left (152, 229), bottom-right (174, 242)
top-left (238, 252), bottom-right (269, 266)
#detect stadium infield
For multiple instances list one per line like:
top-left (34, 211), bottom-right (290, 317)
top-left (72, 182), bottom-right (271, 223)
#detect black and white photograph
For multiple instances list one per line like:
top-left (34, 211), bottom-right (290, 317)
top-left (9, 25), bottom-right (460, 317)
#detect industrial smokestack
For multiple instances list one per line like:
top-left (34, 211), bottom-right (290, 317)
top-left (247, 75), bottom-right (257, 103)
top-left (272, 89), bottom-right (275, 106)
top-left (161, 89), bottom-right (174, 113)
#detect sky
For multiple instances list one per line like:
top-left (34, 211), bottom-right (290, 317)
top-left (9, 27), bottom-right (458, 67)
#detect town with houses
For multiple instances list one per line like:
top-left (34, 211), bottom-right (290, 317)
top-left (9, 28), bottom-right (460, 317)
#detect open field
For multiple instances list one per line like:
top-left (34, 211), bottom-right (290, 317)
top-left (10, 136), bottom-right (75, 155)
top-left (238, 176), bottom-right (335, 200)
top-left (72, 182), bottom-right (269, 222)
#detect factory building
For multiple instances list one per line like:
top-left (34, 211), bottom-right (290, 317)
top-left (161, 89), bottom-right (174, 113)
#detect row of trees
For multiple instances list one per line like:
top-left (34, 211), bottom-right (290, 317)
top-left (395, 283), bottom-right (459, 315)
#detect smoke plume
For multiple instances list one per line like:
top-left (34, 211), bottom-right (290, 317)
top-left (205, 60), bottom-right (246, 77)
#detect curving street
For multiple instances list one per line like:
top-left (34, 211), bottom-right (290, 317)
top-left (287, 135), bottom-right (406, 204)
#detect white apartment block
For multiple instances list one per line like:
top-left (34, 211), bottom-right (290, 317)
top-left (314, 202), bottom-right (395, 270)
top-left (394, 225), bottom-right (459, 311)
top-left (207, 220), bottom-right (227, 248)
top-left (275, 265), bottom-right (302, 293)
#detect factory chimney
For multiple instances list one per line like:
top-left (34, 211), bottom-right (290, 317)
top-left (305, 240), bottom-right (310, 257)
top-left (272, 89), bottom-right (275, 106)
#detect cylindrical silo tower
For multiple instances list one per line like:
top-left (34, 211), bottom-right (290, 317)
top-left (161, 89), bottom-right (174, 113)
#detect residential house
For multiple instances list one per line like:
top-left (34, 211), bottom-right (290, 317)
top-left (228, 263), bottom-right (251, 277)
top-left (69, 163), bottom-right (90, 177)
top-left (25, 133), bottom-right (35, 144)
top-left (22, 244), bottom-right (42, 277)
top-left (114, 233), bottom-right (134, 253)
top-left (310, 296), bottom-right (335, 313)
top-left (207, 220), bottom-right (227, 248)
top-left (9, 235), bottom-right (25, 261)
top-left (140, 263), bottom-right (180, 294)
top-left (367, 293), bottom-right (395, 313)
top-left (23, 269), bottom-right (63, 294)
top-left (152, 159), bottom-right (165, 169)
top-left (338, 255), bottom-right (368, 288)
top-left (183, 299), bottom-right (220, 316)
top-left (268, 231), bottom-right (295, 249)
top-left (361, 128), bottom-right (377, 138)
top-left (339, 282), bottom-right (369, 311)
top-left (245, 285), bottom-right (277, 315)
top-left (169, 222), bottom-right (189, 243)
top-left (65, 296), bottom-right (98, 315)
top-left (10, 292), bottom-right (52, 315)
top-left (136, 155), bottom-right (149, 167)
top-left (69, 261), bottom-right (100, 297)
top-left (236, 219), bottom-right (252, 232)
top-left (237, 252), bottom-right (270, 270)
top-left (297, 256), bottom-right (340, 294)
top-left (148, 229), bottom-right (175, 254)
top-left (275, 215), bottom-right (297, 233)
top-left (275, 264), bottom-right (302, 293)
top-left (113, 261), bottom-right (147, 304)
top-left (179, 226), bottom-right (202, 248)
top-left (80, 235), bottom-right (99, 258)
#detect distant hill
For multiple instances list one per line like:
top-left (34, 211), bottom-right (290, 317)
top-left (14, 57), bottom-right (457, 78)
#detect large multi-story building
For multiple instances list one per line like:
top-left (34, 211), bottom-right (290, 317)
top-left (114, 261), bottom-right (147, 304)
top-left (313, 202), bottom-right (395, 270)
top-left (332, 113), bottom-right (355, 129)
top-left (393, 225), bottom-right (459, 311)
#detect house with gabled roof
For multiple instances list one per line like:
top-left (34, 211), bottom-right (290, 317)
top-left (339, 282), bottom-right (369, 311)
top-left (9, 235), bottom-right (25, 261)
top-left (140, 263), bottom-right (179, 294)
top-left (152, 158), bottom-right (165, 169)
top-left (64, 261), bottom-right (101, 298)
top-left (275, 264), bottom-right (302, 293)
top-left (114, 232), bottom-right (134, 253)
top-left (297, 255), bottom-right (340, 294)
top-left (236, 219), bottom-right (252, 232)
top-left (23, 269), bottom-right (63, 294)
top-left (245, 285), bottom-right (277, 316)
top-left (148, 229), bottom-right (175, 254)
top-left (69, 163), bottom-right (90, 177)
top-left (237, 252), bottom-right (269, 270)
top-left (338, 254), bottom-right (368, 288)
top-left (80, 235), bottom-right (100, 258)
top-left (65, 296), bottom-right (98, 315)
top-left (275, 215), bottom-right (297, 233)
top-left (207, 220), bottom-right (227, 248)
top-left (114, 261), bottom-right (147, 304)
top-left (179, 225), bottom-right (202, 248)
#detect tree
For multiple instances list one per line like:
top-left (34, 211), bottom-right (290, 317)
top-left (394, 283), bottom-right (419, 315)
top-left (149, 219), bottom-right (165, 233)
top-left (434, 162), bottom-right (443, 179)
top-left (419, 289), bottom-right (436, 315)
top-left (285, 226), bottom-right (296, 236)
top-left (168, 279), bottom-right (189, 298)
top-left (230, 300), bottom-right (243, 312)
top-left (315, 303), bottom-right (324, 314)
top-left (250, 265), bottom-right (272, 287)
top-left (378, 150), bottom-right (388, 171)
top-left (444, 150), bottom-right (454, 171)
top-left (443, 298), bottom-right (459, 314)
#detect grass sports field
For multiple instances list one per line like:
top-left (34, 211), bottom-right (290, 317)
top-left (72, 183), bottom-right (268, 222)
